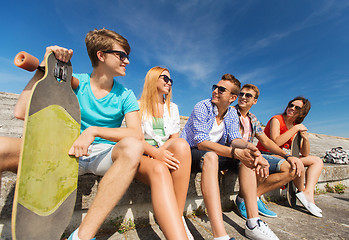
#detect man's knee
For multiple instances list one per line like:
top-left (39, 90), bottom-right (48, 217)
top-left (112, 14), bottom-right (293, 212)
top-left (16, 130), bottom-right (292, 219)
top-left (239, 162), bottom-right (255, 175)
top-left (280, 161), bottom-right (297, 180)
top-left (112, 137), bottom-right (143, 167)
top-left (0, 136), bottom-right (20, 156)
top-left (202, 151), bottom-right (219, 172)
top-left (0, 136), bottom-right (21, 172)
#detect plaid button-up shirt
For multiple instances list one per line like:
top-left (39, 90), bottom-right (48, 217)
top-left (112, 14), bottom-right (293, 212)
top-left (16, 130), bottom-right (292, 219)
top-left (180, 99), bottom-right (242, 147)
top-left (234, 105), bottom-right (264, 143)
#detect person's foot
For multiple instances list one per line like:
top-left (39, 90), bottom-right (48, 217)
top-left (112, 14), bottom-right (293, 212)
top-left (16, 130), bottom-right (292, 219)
top-left (309, 202), bottom-right (322, 213)
top-left (68, 229), bottom-right (96, 240)
top-left (257, 198), bottom-right (277, 218)
top-left (235, 196), bottom-right (247, 219)
top-left (245, 219), bottom-right (279, 240)
top-left (296, 192), bottom-right (322, 217)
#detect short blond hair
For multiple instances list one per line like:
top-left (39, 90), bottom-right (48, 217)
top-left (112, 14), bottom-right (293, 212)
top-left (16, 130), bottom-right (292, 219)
top-left (221, 73), bottom-right (241, 95)
top-left (241, 84), bottom-right (260, 99)
top-left (85, 28), bottom-right (131, 67)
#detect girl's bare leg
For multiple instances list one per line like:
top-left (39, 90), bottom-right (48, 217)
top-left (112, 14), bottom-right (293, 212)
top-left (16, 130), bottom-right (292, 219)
top-left (293, 155), bottom-right (323, 203)
top-left (136, 156), bottom-right (188, 240)
top-left (166, 138), bottom-right (191, 214)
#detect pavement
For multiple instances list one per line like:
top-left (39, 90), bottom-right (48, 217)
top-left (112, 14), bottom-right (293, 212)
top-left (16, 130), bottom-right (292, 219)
top-left (87, 191), bottom-right (349, 240)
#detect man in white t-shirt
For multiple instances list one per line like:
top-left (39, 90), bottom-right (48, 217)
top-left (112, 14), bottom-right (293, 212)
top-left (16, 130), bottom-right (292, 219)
top-left (181, 74), bottom-right (279, 240)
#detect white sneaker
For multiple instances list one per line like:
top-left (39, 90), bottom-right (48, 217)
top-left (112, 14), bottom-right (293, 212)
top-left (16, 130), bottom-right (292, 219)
top-left (245, 219), bottom-right (279, 240)
top-left (309, 202), bottom-right (322, 213)
top-left (307, 203), bottom-right (322, 218)
top-left (296, 192), bottom-right (322, 217)
top-left (182, 216), bottom-right (194, 240)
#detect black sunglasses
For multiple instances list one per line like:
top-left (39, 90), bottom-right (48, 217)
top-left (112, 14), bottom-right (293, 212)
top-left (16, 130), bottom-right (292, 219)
top-left (212, 84), bottom-right (233, 94)
top-left (102, 50), bottom-right (129, 61)
top-left (288, 103), bottom-right (301, 110)
top-left (160, 75), bottom-right (173, 85)
top-left (239, 92), bottom-right (254, 99)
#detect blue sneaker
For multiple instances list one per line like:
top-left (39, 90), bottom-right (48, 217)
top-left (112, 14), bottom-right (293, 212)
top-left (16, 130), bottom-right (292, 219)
top-left (235, 197), bottom-right (247, 219)
top-left (257, 198), bottom-right (277, 218)
top-left (68, 229), bottom-right (96, 240)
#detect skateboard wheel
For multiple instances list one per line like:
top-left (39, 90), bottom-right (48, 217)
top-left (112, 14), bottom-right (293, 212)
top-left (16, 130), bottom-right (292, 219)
top-left (14, 51), bottom-right (40, 72)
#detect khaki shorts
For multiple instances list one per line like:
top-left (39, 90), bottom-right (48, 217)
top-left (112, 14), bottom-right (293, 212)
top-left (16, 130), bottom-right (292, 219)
top-left (78, 143), bottom-right (114, 176)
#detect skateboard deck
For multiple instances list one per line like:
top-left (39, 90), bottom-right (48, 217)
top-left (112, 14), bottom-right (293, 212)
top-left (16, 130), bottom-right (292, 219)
top-left (12, 52), bottom-right (81, 240)
top-left (287, 132), bottom-right (301, 208)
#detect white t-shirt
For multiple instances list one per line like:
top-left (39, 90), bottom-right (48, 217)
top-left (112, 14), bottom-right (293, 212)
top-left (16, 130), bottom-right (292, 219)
top-left (209, 119), bottom-right (225, 143)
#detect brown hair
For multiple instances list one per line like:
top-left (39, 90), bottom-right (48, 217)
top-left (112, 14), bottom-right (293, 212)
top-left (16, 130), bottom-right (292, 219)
top-left (283, 96), bottom-right (311, 124)
top-left (85, 28), bottom-right (131, 67)
top-left (139, 67), bottom-right (172, 119)
top-left (221, 73), bottom-right (241, 95)
top-left (241, 84), bottom-right (260, 99)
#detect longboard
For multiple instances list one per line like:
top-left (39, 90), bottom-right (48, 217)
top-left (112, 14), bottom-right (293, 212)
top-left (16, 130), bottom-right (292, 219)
top-left (286, 132), bottom-right (301, 208)
top-left (12, 52), bottom-right (81, 240)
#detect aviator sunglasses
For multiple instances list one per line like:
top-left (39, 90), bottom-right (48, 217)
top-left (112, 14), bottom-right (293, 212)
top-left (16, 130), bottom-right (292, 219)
top-left (288, 103), bottom-right (302, 110)
top-left (239, 92), bottom-right (254, 99)
top-left (160, 75), bottom-right (173, 85)
top-left (102, 50), bottom-right (129, 61)
top-left (212, 84), bottom-right (233, 94)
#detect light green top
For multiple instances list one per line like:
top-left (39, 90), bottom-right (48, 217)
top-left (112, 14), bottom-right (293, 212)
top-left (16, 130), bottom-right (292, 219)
top-left (145, 117), bottom-right (166, 146)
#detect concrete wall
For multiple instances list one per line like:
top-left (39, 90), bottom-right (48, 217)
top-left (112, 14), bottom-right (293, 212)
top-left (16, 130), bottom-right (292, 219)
top-left (0, 92), bottom-right (22, 138)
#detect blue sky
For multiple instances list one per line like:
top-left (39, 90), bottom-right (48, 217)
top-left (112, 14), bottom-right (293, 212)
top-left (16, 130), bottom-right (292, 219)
top-left (1, 0), bottom-right (349, 138)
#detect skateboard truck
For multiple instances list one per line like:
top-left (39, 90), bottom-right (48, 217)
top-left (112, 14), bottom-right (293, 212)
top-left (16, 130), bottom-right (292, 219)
top-left (54, 61), bottom-right (68, 82)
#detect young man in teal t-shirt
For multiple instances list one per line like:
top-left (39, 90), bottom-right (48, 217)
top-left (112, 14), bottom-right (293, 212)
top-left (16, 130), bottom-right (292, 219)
top-left (1, 29), bottom-right (143, 240)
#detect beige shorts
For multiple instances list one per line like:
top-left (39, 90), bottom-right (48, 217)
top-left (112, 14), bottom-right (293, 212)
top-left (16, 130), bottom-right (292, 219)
top-left (78, 143), bottom-right (114, 176)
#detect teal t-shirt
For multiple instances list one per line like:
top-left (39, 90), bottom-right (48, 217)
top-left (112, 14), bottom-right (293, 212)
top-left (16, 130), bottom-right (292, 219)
top-left (73, 73), bottom-right (139, 145)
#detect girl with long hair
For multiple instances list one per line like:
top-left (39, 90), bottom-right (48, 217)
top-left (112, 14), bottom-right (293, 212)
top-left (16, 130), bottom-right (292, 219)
top-left (136, 66), bottom-right (193, 239)
top-left (257, 96), bottom-right (324, 217)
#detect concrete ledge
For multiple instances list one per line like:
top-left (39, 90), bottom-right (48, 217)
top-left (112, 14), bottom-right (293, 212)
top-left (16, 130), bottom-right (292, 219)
top-left (0, 171), bottom-right (239, 236)
top-left (1, 163), bottom-right (349, 236)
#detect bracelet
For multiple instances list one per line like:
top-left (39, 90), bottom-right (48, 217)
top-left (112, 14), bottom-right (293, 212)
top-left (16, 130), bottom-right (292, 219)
top-left (231, 146), bottom-right (236, 159)
top-left (284, 154), bottom-right (292, 160)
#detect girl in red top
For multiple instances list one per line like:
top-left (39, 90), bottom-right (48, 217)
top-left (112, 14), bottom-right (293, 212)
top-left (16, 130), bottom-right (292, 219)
top-left (257, 96), bottom-right (324, 217)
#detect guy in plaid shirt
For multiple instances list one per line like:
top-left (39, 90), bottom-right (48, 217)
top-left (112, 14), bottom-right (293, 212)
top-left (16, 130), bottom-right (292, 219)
top-left (181, 74), bottom-right (279, 240)
top-left (234, 84), bottom-right (303, 220)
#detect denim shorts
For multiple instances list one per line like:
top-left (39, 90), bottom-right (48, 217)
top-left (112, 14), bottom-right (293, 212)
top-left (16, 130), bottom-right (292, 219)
top-left (190, 147), bottom-right (240, 173)
top-left (261, 153), bottom-right (285, 174)
top-left (78, 143), bottom-right (114, 176)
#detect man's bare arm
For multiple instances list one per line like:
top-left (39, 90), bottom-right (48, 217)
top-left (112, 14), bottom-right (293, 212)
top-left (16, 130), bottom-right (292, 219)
top-left (69, 111), bottom-right (143, 157)
top-left (14, 46), bottom-right (74, 120)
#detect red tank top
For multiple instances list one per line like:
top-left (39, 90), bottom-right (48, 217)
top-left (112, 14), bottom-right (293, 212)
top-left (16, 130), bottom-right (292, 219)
top-left (257, 115), bottom-right (293, 152)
